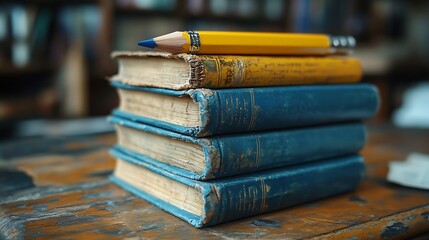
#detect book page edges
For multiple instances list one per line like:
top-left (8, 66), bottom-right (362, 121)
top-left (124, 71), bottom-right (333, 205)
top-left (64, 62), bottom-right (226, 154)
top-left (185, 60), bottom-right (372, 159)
top-left (110, 150), bottom-right (217, 227)
top-left (110, 175), bottom-right (207, 227)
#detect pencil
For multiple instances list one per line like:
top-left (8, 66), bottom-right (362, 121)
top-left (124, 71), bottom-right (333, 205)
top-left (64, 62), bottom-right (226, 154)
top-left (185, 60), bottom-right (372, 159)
top-left (137, 31), bottom-right (356, 55)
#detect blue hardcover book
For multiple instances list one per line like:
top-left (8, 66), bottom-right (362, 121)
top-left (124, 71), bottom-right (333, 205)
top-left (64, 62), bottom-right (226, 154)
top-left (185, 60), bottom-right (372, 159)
top-left (111, 151), bottom-right (365, 228)
top-left (111, 81), bottom-right (379, 137)
top-left (110, 115), bottom-right (366, 180)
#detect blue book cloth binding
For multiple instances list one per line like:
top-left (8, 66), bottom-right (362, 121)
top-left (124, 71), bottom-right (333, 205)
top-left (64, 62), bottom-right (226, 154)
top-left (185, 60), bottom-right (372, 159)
top-left (111, 81), bottom-right (379, 137)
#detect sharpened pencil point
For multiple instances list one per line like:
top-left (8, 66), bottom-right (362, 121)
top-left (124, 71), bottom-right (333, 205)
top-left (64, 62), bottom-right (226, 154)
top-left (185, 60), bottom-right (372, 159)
top-left (138, 39), bottom-right (157, 48)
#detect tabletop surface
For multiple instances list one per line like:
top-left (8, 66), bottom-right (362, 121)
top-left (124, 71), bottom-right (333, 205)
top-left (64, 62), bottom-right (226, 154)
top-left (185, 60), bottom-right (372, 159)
top-left (1, 124), bottom-right (428, 240)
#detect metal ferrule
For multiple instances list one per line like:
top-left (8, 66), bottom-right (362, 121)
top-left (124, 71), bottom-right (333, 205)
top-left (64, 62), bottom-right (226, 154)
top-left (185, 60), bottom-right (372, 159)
top-left (186, 31), bottom-right (201, 54)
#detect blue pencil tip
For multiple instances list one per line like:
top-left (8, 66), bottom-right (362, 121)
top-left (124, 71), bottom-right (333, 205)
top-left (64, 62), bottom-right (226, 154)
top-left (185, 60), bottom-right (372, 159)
top-left (138, 39), bottom-right (157, 48)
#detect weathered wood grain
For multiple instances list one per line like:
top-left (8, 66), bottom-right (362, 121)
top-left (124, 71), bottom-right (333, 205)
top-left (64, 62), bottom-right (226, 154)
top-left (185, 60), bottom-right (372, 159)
top-left (1, 126), bottom-right (428, 239)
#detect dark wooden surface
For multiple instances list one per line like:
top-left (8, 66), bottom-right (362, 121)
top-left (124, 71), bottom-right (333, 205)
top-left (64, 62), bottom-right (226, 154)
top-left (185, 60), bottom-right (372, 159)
top-left (1, 124), bottom-right (429, 239)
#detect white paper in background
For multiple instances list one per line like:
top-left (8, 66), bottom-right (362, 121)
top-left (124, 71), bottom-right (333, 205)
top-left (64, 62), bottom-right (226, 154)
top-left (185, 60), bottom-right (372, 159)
top-left (393, 82), bottom-right (429, 128)
top-left (387, 153), bottom-right (429, 190)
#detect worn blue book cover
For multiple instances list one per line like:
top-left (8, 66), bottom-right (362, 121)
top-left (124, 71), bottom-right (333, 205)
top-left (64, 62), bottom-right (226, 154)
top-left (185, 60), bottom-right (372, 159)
top-left (110, 115), bottom-right (366, 180)
top-left (111, 81), bottom-right (379, 137)
top-left (111, 151), bottom-right (365, 228)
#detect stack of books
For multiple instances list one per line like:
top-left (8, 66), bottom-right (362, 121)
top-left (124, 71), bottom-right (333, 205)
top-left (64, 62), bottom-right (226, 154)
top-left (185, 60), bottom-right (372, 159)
top-left (108, 32), bottom-right (379, 228)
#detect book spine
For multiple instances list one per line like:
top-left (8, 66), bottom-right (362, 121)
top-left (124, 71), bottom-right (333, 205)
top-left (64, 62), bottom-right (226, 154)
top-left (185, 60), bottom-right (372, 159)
top-left (192, 56), bottom-right (362, 88)
top-left (203, 155), bottom-right (365, 227)
top-left (210, 123), bottom-right (365, 179)
top-left (194, 84), bottom-right (379, 137)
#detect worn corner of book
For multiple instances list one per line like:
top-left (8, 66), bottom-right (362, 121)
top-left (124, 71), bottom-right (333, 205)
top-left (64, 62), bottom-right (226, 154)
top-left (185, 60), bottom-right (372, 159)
top-left (187, 88), bottom-right (214, 97)
top-left (186, 89), bottom-right (213, 132)
top-left (180, 55), bottom-right (204, 88)
top-left (200, 185), bottom-right (222, 226)
top-left (179, 53), bottom-right (199, 61)
top-left (203, 140), bottom-right (221, 174)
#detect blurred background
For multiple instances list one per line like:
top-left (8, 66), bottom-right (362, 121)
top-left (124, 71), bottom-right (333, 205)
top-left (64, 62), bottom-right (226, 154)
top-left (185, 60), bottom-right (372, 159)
top-left (1, 0), bottom-right (429, 139)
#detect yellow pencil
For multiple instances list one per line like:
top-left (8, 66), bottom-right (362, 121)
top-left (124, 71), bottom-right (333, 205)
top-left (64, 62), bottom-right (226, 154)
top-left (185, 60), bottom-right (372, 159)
top-left (137, 31), bottom-right (356, 55)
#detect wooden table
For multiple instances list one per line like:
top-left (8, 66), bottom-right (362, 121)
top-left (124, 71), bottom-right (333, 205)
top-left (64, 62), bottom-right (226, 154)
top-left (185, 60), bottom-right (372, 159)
top-left (1, 124), bottom-right (428, 239)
